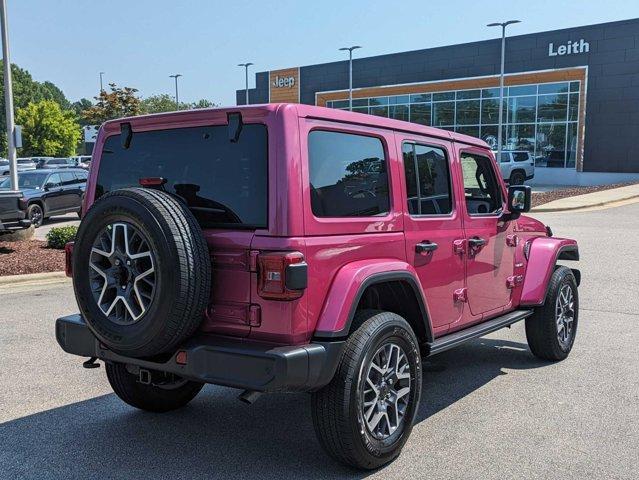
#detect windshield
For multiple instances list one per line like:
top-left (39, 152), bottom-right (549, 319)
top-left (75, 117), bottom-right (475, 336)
top-left (0, 172), bottom-right (49, 189)
top-left (17, 159), bottom-right (34, 164)
top-left (95, 124), bottom-right (268, 228)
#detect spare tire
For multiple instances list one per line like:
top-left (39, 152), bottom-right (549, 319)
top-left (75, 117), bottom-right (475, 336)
top-left (72, 187), bottom-right (211, 358)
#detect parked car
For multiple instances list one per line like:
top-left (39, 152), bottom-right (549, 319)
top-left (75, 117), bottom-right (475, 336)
top-left (72, 155), bottom-right (92, 169)
top-left (0, 168), bottom-right (87, 227)
top-left (495, 150), bottom-right (535, 184)
top-left (56, 104), bottom-right (580, 470)
top-left (35, 157), bottom-right (76, 169)
top-left (1, 158), bottom-right (37, 176)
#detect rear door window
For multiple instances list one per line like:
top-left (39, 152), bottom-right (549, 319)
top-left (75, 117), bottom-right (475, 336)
top-left (402, 143), bottom-right (452, 215)
top-left (95, 124), bottom-right (268, 229)
top-left (59, 172), bottom-right (76, 186)
top-left (308, 130), bottom-right (389, 217)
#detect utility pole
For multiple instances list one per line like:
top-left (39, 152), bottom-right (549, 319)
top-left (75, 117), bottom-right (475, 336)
top-left (238, 63), bottom-right (253, 105)
top-left (169, 74), bottom-right (182, 110)
top-left (487, 20), bottom-right (520, 162)
top-left (1, 0), bottom-right (17, 191)
top-left (339, 46), bottom-right (361, 111)
top-left (99, 71), bottom-right (105, 92)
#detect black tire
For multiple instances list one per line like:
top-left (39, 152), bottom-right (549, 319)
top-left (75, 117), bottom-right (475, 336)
top-left (311, 310), bottom-right (422, 470)
top-left (525, 266), bottom-right (579, 361)
top-left (27, 203), bottom-right (44, 228)
top-left (73, 187), bottom-right (211, 358)
top-left (106, 362), bottom-right (203, 412)
top-left (509, 170), bottom-right (526, 185)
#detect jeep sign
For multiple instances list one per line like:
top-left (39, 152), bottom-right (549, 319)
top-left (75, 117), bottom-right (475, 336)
top-left (272, 75), bottom-right (295, 89)
top-left (548, 39), bottom-right (590, 57)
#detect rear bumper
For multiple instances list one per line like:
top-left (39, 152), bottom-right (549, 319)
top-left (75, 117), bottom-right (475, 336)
top-left (55, 314), bottom-right (344, 393)
top-left (0, 218), bottom-right (31, 234)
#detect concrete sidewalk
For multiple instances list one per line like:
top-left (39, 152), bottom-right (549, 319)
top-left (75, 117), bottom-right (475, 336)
top-left (532, 184), bottom-right (639, 212)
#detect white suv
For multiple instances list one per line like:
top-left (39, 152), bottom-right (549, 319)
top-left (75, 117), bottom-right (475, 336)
top-left (496, 151), bottom-right (535, 185)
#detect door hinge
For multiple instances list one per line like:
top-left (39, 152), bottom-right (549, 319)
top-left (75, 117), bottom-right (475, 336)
top-left (453, 287), bottom-right (468, 303)
top-left (248, 250), bottom-right (260, 272)
top-left (506, 275), bottom-right (524, 289)
top-left (506, 234), bottom-right (519, 247)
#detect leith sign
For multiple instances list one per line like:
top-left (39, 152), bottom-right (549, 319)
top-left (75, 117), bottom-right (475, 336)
top-left (548, 39), bottom-right (590, 57)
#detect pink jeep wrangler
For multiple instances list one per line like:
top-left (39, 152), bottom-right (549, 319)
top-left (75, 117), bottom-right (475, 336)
top-left (56, 104), bottom-right (580, 469)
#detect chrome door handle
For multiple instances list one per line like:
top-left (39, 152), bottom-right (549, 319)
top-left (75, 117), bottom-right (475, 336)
top-left (415, 241), bottom-right (438, 254)
top-left (468, 237), bottom-right (487, 248)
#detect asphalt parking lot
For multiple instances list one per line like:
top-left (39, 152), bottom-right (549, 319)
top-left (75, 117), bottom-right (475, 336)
top-left (1, 202), bottom-right (637, 479)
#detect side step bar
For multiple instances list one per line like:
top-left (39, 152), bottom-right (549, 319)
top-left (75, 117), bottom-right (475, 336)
top-left (425, 309), bottom-right (533, 356)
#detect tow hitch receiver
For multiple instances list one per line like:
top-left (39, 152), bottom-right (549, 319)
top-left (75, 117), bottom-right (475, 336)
top-left (82, 357), bottom-right (100, 369)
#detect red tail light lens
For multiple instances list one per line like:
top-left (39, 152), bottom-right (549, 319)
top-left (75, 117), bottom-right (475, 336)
top-left (64, 241), bottom-right (75, 277)
top-left (257, 251), bottom-right (307, 300)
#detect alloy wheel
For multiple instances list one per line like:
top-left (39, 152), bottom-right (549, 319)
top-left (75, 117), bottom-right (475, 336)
top-left (361, 342), bottom-right (412, 440)
top-left (29, 205), bottom-right (43, 227)
top-left (89, 222), bottom-right (156, 325)
top-left (556, 284), bottom-right (575, 348)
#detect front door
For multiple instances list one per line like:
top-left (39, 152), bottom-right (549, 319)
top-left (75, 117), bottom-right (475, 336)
top-left (457, 147), bottom-right (515, 320)
top-left (399, 136), bottom-right (465, 336)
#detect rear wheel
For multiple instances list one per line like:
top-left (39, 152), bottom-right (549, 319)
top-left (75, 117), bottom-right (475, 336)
top-left (27, 203), bottom-right (44, 228)
top-left (509, 170), bottom-right (526, 185)
top-left (106, 362), bottom-right (203, 412)
top-left (311, 310), bottom-right (422, 470)
top-left (526, 266), bottom-right (579, 361)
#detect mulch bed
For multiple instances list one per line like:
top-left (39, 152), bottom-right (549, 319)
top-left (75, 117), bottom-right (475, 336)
top-left (532, 182), bottom-right (637, 207)
top-left (0, 240), bottom-right (65, 276)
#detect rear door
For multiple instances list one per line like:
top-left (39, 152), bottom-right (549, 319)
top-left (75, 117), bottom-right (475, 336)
top-left (398, 135), bottom-right (465, 336)
top-left (94, 122), bottom-right (270, 337)
top-left (58, 171), bottom-right (81, 209)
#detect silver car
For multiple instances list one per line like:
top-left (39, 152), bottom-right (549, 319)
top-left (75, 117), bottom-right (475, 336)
top-left (0, 158), bottom-right (37, 176)
top-left (496, 151), bottom-right (535, 185)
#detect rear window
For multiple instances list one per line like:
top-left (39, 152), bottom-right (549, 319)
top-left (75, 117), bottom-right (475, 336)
top-left (513, 152), bottom-right (530, 162)
top-left (95, 124), bottom-right (268, 228)
top-left (308, 130), bottom-right (389, 217)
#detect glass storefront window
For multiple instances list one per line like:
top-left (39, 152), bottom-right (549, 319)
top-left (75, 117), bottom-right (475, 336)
top-left (433, 101), bottom-right (455, 126)
top-left (508, 96), bottom-right (536, 124)
top-left (390, 104), bottom-right (409, 121)
top-left (456, 100), bottom-right (480, 125)
top-left (537, 94), bottom-right (568, 122)
top-left (410, 103), bottom-right (431, 125)
top-left (536, 124), bottom-right (567, 168)
top-left (324, 79), bottom-right (581, 169)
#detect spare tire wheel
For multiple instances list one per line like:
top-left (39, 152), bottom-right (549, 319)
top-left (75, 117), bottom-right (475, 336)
top-left (72, 187), bottom-right (211, 358)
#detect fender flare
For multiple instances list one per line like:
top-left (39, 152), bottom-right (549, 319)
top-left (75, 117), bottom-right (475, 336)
top-left (520, 237), bottom-right (580, 306)
top-left (313, 260), bottom-right (433, 341)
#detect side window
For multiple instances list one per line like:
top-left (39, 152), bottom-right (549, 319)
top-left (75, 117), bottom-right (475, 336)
top-left (47, 173), bottom-right (61, 187)
top-left (308, 130), bottom-right (389, 217)
top-left (460, 153), bottom-right (503, 215)
top-left (500, 152), bottom-right (511, 163)
top-left (402, 143), bottom-right (452, 215)
top-left (60, 172), bottom-right (76, 185)
top-left (75, 171), bottom-right (88, 182)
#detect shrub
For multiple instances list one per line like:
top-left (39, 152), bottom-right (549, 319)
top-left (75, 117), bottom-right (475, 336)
top-left (46, 225), bottom-right (78, 249)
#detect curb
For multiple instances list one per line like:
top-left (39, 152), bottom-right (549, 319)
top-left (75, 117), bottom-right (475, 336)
top-left (0, 271), bottom-right (68, 287)
top-left (532, 192), bottom-right (639, 213)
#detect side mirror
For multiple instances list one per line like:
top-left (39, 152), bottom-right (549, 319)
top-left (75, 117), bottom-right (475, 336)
top-left (44, 182), bottom-right (55, 191)
top-left (508, 185), bottom-right (531, 215)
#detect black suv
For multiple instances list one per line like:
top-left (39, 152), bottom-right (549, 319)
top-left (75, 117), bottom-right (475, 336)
top-left (0, 169), bottom-right (87, 227)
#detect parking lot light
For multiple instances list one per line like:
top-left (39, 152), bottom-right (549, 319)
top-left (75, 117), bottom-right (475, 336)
top-left (339, 46), bottom-right (361, 111)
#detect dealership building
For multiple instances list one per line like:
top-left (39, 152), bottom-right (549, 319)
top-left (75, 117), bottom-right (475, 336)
top-left (237, 18), bottom-right (639, 185)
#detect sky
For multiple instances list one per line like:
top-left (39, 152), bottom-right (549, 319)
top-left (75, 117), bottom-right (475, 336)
top-left (6, 0), bottom-right (639, 107)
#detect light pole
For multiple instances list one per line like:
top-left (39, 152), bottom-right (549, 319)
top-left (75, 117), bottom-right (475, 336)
top-left (238, 63), bottom-right (253, 105)
top-left (1, 0), bottom-right (17, 191)
top-left (169, 74), bottom-right (182, 109)
top-left (99, 71), bottom-right (105, 92)
top-left (339, 46), bottom-right (361, 111)
top-left (487, 20), bottom-right (520, 162)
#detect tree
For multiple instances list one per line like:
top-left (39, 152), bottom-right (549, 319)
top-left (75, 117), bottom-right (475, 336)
top-left (82, 83), bottom-right (142, 125)
top-left (71, 98), bottom-right (94, 126)
top-left (140, 94), bottom-right (217, 114)
top-left (16, 100), bottom-right (81, 157)
top-left (0, 61), bottom-right (72, 155)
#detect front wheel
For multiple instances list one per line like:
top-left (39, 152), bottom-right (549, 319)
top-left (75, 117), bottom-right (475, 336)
top-left (106, 362), bottom-right (204, 413)
top-left (509, 170), bottom-right (526, 185)
top-left (525, 266), bottom-right (579, 361)
top-left (311, 310), bottom-right (422, 470)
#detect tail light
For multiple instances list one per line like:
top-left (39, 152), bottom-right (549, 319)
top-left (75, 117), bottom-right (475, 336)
top-left (64, 242), bottom-right (75, 277)
top-left (257, 251), bottom-right (307, 300)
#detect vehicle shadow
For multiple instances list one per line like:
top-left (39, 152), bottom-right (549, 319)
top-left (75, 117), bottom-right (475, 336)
top-left (0, 337), bottom-right (548, 480)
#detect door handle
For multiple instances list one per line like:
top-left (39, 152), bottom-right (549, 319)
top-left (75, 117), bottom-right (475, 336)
top-left (468, 237), bottom-right (487, 248)
top-left (415, 241), bottom-right (438, 254)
